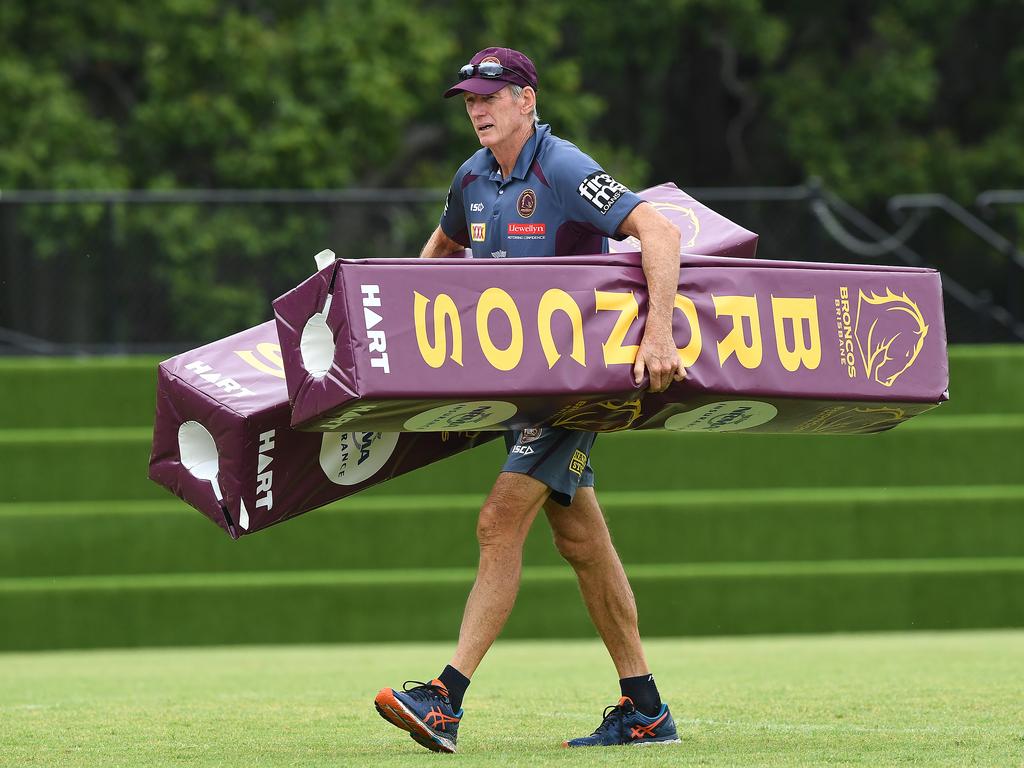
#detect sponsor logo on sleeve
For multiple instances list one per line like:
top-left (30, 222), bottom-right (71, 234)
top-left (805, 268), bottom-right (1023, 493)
top-left (578, 171), bottom-right (629, 215)
top-left (471, 222), bottom-right (487, 242)
top-left (507, 222), bottom-right (546, 239)
top-left (510, 444), bottom-right (535, 456)
top-left (516, 188), bottom-right (537, 218)
top-left (568, 449), bottom-right (587, 476)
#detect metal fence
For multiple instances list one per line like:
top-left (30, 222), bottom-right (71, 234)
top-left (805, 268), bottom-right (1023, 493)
top-left (1, 183), bottom-right (1021, 355)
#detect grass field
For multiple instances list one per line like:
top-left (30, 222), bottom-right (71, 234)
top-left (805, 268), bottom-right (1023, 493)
top-left (2, 631), bottom-right (1021, 767)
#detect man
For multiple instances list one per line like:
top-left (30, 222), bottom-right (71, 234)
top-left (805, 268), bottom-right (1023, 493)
top-left (374, 47), bottom-right (684, 753)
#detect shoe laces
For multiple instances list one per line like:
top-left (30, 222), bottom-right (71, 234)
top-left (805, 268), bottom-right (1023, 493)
top-left (592, 699), bottom-right (632, 737)
top-left (402, 680), bottom-right (450, 705)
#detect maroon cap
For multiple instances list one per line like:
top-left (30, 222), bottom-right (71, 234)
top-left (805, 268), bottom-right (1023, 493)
top-left (443, 47), bottom-right (538, 98)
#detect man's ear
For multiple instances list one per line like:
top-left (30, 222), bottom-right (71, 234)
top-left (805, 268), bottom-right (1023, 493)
top-left (521, 86), bottom-right (536, 113)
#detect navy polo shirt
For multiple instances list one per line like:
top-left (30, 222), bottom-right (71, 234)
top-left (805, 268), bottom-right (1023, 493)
top-left (440, 124), bottom-right (643, 258)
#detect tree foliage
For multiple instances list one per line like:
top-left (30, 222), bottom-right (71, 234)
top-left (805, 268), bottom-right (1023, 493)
top-left (4, 0), bottom-right (1018, 197)
top-left (1, 0), bottom-right (1022, 342)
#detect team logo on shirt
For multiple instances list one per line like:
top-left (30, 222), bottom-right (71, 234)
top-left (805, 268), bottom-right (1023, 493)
top-left (519, 428), bottom-right (543, 444)
top-left (471, 222), bottom-right (487, 241)
top-left (578, 171), bottom-right (629, 215)
top-left (517, 188), bottom-right (537, 218)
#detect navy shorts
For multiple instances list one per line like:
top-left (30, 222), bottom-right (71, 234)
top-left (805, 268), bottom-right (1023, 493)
top-left (501, 427), bottom-right (596, 507)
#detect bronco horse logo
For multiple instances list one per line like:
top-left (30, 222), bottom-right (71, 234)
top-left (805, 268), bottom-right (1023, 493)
top-left (854, 289), bottom-right (929, 387)
top-left (611, 202), bottom-right (699, 252)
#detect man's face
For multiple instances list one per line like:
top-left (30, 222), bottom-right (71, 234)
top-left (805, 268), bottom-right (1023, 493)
top-left (464, 87), bottom-right (527, 149)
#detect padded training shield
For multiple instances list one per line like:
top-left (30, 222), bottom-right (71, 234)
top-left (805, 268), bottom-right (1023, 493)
top-left (148, 321), bottom-right (493, 538)
top-left (274, 256), bottom-right (948, 435)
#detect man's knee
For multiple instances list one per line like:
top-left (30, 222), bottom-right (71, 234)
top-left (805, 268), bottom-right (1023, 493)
top-left (551, 528), bottom-right (600, 567)
top-left (549, 514), bottom-right (611, 568)
top-left (476, 501), bottom-right (518, 550)
top-left (476, 474), bottom-right (548, 550)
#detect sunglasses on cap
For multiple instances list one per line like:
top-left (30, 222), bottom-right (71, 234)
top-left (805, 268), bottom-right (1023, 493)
top-left (458, 61), bottom-right (530, 83)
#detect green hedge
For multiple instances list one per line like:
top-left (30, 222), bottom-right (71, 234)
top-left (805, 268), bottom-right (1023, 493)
top-left (1, 559), bottom-right (1021, 651)
top-left (943, 345), bottom-right (1024, 416)
top-left (3, 486), bottom-right (1023, 578)
top-left (3, 419), bottom-right (1021, 503)
top-left (0, 428), bottom-right (162, 503)
top-left (0, 357), bottom-right (160, 429)
top-left (0, 344), bottom-right (1018, 431)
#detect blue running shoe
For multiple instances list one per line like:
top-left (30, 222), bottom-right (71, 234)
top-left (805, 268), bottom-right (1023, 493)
top-left (564, 696), bottom-right (680, 747)
top-left (374, 679), bottom-right (462, 753)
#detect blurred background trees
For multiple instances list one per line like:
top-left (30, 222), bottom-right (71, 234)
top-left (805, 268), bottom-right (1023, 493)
top-left (1, 0), bottom-right (1023, 346)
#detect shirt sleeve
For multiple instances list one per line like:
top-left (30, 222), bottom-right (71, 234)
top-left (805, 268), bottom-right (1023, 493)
top-left (548, 146), bottom-right (643, 240)
top-left (439, 169), bottom-right (470, 247)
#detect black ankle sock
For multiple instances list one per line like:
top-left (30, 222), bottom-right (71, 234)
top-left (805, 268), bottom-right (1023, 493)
top-left (437, 665), bottom-right (470, 712)
top-left (619, 673), bottom-right (662, 717)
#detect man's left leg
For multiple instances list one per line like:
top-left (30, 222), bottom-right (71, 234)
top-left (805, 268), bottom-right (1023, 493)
top-left (546, 487), bottom-right (680, 747)
top-left (373, 472), bottom-right (550, 753)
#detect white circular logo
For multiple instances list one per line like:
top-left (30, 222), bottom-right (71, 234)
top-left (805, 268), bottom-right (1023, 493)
top-left (403, 401), bottom-right (517, 432)
top-left (319, 431), bottom-right (400, 485)
top-left (664, 401), bottom-right (778, 433)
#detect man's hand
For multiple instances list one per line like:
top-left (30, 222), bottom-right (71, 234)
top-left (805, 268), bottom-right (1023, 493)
top-left (634, 329), bottom-right (685, 392)
top-left (618, 202), bottom-right (685, 393)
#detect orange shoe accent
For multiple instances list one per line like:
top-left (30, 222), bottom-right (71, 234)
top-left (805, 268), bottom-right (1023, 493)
top-left (629, 710), bottom-right (668, 740)
top-left (424, 706), bottom-right (461, 731)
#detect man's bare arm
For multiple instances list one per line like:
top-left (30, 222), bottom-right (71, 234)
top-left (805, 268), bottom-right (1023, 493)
top-left (420, 226), bottom-right (466, 259)
top-left (618, 203), bottom-right (683, 393)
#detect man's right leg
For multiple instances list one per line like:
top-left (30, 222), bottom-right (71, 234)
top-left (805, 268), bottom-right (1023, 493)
top-left (451, 471), bottom-right (550, 676)
top-left (375, 471), bottom-right (550, 753)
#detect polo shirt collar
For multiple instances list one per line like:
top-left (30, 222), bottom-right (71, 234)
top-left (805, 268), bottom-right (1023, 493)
top-left (487, 124), bottom-right (550, 182)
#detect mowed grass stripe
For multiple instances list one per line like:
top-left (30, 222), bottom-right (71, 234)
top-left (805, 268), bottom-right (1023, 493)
top-left (4, 558), bottom-right (1024, 592)
top-left (0, 427), bottom-right (153, 443)
top-left (0, 343), bottom-right (1019, 431)
top-left (1, 564), bottom-right (1022, 650)
top-left (3, 483), bottom-right (1022, 516)
top-left (4, 422), bottom-right (1023, 502)
top-left (3, 485), bottom-right (1023, 578)
top-left (1, 413), bottom-right (1022, 444)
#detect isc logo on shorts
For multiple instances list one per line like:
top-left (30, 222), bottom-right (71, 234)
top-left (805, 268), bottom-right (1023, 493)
top-left (471, 222), bottom-right (487, 242)
top-left (568, 449), bottom-right (587, 476)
